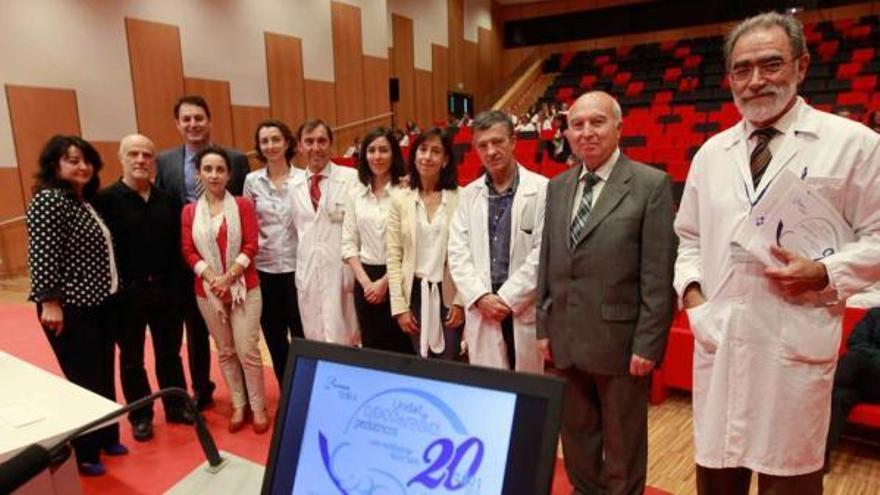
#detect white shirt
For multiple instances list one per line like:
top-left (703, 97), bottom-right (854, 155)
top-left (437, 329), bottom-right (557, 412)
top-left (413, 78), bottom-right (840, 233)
top-left (242, 167), bottom-right (302, 273)
top-left (414, 194), bottom-right (449, 283)
top-left (341, 182), bottom-right (396, 265)
top-left (570, 148), bottom-right (620, 222)
top-left (84, 203), bottom-right (119, 295)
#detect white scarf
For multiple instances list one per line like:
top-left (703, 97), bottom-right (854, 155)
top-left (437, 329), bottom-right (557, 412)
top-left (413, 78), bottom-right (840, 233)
top-left (192, 192), bottom-right (247, 320)
top-left (419, 278), bottom-right (445, 358)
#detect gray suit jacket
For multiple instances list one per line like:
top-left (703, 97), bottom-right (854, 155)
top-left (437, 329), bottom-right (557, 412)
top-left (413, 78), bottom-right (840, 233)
top-left (536, 153), bottom-right (677, 375)
top-left (155, 145), bottom-right (250, 207)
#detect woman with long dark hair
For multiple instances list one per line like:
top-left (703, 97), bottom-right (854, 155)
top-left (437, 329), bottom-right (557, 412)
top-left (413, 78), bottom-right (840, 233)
top-left (342, 127), bottom-right (412, 354)
top-left (26, 135), bottom-right (127, 475)
top-left (386, 128), bottom-right (465, 360)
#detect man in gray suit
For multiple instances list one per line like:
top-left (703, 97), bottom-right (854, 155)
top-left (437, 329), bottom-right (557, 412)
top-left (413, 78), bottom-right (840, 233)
top-left (536, 91), bottom-right (676, 495)
top-left (155, 95), bottom-right (250, 409)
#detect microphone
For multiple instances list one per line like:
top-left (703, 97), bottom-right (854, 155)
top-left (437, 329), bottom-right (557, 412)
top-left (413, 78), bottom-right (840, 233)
top-left (0, 387), bottom-right (223, 493)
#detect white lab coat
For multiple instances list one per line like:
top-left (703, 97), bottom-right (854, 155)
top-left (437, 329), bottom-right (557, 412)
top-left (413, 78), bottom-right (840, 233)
top-left (291, 163), bottom-right (360, 345)
top-left (448, 165), bottom-right (547, 373)
top-left (674, 99), bottom-right (880, 476)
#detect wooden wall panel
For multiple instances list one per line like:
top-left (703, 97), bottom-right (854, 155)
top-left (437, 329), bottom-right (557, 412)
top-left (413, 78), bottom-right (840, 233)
top-left (0, 169), bottom-right (24, 219)
top-left (6, 85), bottom-right (81, 204)
top-left (0, 222), bottom-right (27, 278)
top-left (414, 70), bottom-right (434, 129)
top-left (303, 80), bottom-right (339, 152)
top-left (463, 41), bottom-right (479, 99)
top-left (331, 1), bottom-right (366, 155)
top-left (391, 14), bottom-right (415, 126)
top-left (448, 0), bottom-right (465, 90)
top-left (265, 32), bottom-right (307, 129)
top-left (477, 26), bottom-right (503, 109)
top-left (231, 105), bottom-right (269, 161)
top-left (125, 18), bottom-right (184, 151)
top-left (92, 141), bottom-right (122, 186)
top-left (183, 77), bottom-right (234, 148)
top-left (431, 45), bottom-right (450, 124)
top-left (363, 56), bottom-right (392, 129)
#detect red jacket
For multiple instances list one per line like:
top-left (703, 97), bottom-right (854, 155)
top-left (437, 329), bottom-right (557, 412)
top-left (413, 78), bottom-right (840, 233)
top-left (181, 197), bottom-right (260, 298)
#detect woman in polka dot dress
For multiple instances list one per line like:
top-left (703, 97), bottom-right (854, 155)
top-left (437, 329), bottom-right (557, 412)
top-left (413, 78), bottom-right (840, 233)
top-left (25, 135), bottom-right (128, 476)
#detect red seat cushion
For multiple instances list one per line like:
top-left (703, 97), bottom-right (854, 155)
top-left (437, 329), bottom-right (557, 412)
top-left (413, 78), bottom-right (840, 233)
top-left (683, 54), bottom-right (702, 69)
top-left (580, 74), bottom-right (597, 89)
top-left (836, 62), bottom-right (862, 79)
top-left (852, 75), bottom-right (878, 92)
top-left (625, 81), bottom-right (645, 96)
top-left (852, 47), bottom-right (875, 63)
top-left (818, 40), bottom-right (840, 61)
top-left (674, 45), bottom-right (691, 59)
top-left (614, 72), bottom-right (632, 86)
top-left (601, 63), bottom-right (619, 77)
top-left (663, 67), bottom-right (682, 82)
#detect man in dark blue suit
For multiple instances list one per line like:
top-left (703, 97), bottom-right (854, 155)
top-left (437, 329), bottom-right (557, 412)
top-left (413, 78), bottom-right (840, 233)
top-left (155, 95), bottom-right (250, 409)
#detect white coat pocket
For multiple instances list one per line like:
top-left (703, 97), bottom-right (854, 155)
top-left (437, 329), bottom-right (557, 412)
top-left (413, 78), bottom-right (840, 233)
top-left (519, 197), bottom-right (536, 234)
top-left (687, 302), bottom-right (720, 353)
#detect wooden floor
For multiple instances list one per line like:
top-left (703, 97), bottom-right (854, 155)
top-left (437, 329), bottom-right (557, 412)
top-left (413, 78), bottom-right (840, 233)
top-left (3, 275), bottom-right (880, 494)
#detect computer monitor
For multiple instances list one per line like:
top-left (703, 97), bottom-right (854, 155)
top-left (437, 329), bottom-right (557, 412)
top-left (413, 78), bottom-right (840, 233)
top-left (262, 339), bottom-right (565, 495)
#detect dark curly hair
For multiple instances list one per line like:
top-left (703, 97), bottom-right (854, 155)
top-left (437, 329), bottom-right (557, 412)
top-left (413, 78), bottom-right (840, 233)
top-left (193, 146), bottom-right (231, 173)
top-left (33, 135), bottom-right (103, 200)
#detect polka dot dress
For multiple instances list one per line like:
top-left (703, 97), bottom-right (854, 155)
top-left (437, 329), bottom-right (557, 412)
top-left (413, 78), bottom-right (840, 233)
top-left (26, 188), bottom-right (116, 307)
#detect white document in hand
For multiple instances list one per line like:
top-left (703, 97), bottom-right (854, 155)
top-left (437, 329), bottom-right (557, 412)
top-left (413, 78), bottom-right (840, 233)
top-left (734, 168), bottom-right (855, 268)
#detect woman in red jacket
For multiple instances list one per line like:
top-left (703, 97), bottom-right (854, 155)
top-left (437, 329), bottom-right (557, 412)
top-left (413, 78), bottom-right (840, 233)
top-left (181, 147), bottom-right (268, 433)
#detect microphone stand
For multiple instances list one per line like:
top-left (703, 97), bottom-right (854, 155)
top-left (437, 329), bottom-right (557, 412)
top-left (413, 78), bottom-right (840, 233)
top-left (0, 387), bottom-right (224, 494)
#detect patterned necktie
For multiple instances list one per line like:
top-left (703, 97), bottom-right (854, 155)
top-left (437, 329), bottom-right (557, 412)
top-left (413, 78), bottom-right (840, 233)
top-left (193, 175), bottom-right (205, 198)
top-left (570, 172), bottom-right (600, 248)
top-left (309, 174), bottom-right (323, 211)
top-left (750, 127), bottom-right (779, 188)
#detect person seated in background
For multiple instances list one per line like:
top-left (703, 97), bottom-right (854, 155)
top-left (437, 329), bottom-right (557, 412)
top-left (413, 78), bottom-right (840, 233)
top-left (343, 136), bottom-right (361, 158)
top-left (181, 147), bottom-right (268, 434)
top-left (825, 307), bottom-right (880, 471)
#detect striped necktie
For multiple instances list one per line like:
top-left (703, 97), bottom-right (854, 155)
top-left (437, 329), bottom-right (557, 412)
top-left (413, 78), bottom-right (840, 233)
top-left (193, 175), bottom-right (205, 198)
top-left (570, 172), bottom-right (600, 248)
top-left (750, 127), bottom-right (779, 188)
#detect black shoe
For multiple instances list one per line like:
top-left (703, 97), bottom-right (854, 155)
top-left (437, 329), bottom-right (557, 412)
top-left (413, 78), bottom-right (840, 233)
top-left (132, 421), bottom-right (154, 442)
top-left (166, 408), bottom-right (196, 425)
top-left (195, 394), bottom-right (214, 411)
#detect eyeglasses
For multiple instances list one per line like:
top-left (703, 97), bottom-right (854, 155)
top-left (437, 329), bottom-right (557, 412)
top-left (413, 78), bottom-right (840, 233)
top-left (729, 58), bottom-right (792, 82)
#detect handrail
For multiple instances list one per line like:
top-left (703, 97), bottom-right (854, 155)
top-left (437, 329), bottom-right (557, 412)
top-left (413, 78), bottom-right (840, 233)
top-left (492, 57), bottom-right (544, 112)
top-left (333, 112), bottom-right (395, 133)
top-left (484, 50), bottom-right (543, 110)
top-left (0, 215), bottom-right (25, 228)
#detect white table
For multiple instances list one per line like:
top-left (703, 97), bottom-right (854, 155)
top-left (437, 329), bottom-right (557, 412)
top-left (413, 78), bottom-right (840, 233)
top-left (0, 351), bottom-right (120, 495)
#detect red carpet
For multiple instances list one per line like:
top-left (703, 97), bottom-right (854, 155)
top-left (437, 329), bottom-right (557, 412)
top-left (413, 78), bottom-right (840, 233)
top-left (0, 302), bottom-right (670, 494)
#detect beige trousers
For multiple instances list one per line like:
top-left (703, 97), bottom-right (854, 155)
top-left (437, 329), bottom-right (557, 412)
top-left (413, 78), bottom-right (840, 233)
top-left (196, 289), bottom-right (265, 411)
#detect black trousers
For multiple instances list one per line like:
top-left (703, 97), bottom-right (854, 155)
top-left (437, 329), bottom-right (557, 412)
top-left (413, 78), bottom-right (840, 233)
top-left (355, 264), bottom-right (413, 355)
top-left (118, 281), bottom-right (187, 424)
top-left (38, 296), bottom-right (121, 464)
top-left (826, 350), bottom-right (880, 456)
top-left (257, 270), bottom-right (304, 386)
top-left (560, 368), bottom-right (648, 495)
top-left (695, 465), bottom-right (823, 495)
top-left (408, 277), bottom-right (462, 361)
top-left (181, 285), bottom-right (215, 400)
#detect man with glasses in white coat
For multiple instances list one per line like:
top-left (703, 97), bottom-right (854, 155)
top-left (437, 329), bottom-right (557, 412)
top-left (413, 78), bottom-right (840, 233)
top-left (675, 12), bottom-right (880, 494)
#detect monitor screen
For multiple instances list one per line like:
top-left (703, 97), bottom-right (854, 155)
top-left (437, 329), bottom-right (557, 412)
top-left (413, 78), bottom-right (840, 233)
top-left (262, 340), bottom-right (564, 495)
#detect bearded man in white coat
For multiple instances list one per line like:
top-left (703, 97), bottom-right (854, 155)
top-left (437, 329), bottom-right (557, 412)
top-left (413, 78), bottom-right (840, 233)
top-left (675, 12), bottom-right (880, 494)
top-left (290, 119), bottom-right (360, 345)
top-left (448, 110), bottom-right (547, 373)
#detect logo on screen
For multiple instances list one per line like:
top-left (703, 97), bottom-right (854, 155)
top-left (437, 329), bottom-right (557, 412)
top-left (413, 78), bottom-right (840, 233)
top-left (317, 388), bottom-right (486, 494)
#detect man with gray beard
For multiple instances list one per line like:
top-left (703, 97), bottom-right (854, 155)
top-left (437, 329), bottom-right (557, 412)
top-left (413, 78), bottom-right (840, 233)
top-left (674, 12), bottom-right (880, 494)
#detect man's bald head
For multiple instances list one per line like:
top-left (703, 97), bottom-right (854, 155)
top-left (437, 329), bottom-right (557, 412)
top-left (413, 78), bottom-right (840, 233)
top-left (565, 91), bottom-right (623, 169)
top-left (118, 134), bottom-right (156, 186)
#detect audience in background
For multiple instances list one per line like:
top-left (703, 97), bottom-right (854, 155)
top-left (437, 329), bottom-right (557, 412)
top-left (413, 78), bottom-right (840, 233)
top-left (342, 136), bottom-right (361, 158)
top-left (387, 128), bottom-right (465, 360)
top-left (96, 134), bottom-right (193, 444)
top-left (26, 135), bottom-right (127, 475)
top-left (342, 127), bottom-right (413, 354)
top-left (242, 120), bottom-right (304, 387)
top-left (181, 147), bottom-right (267, 434)
top-left (155, 95), bottom-right (251, 410)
